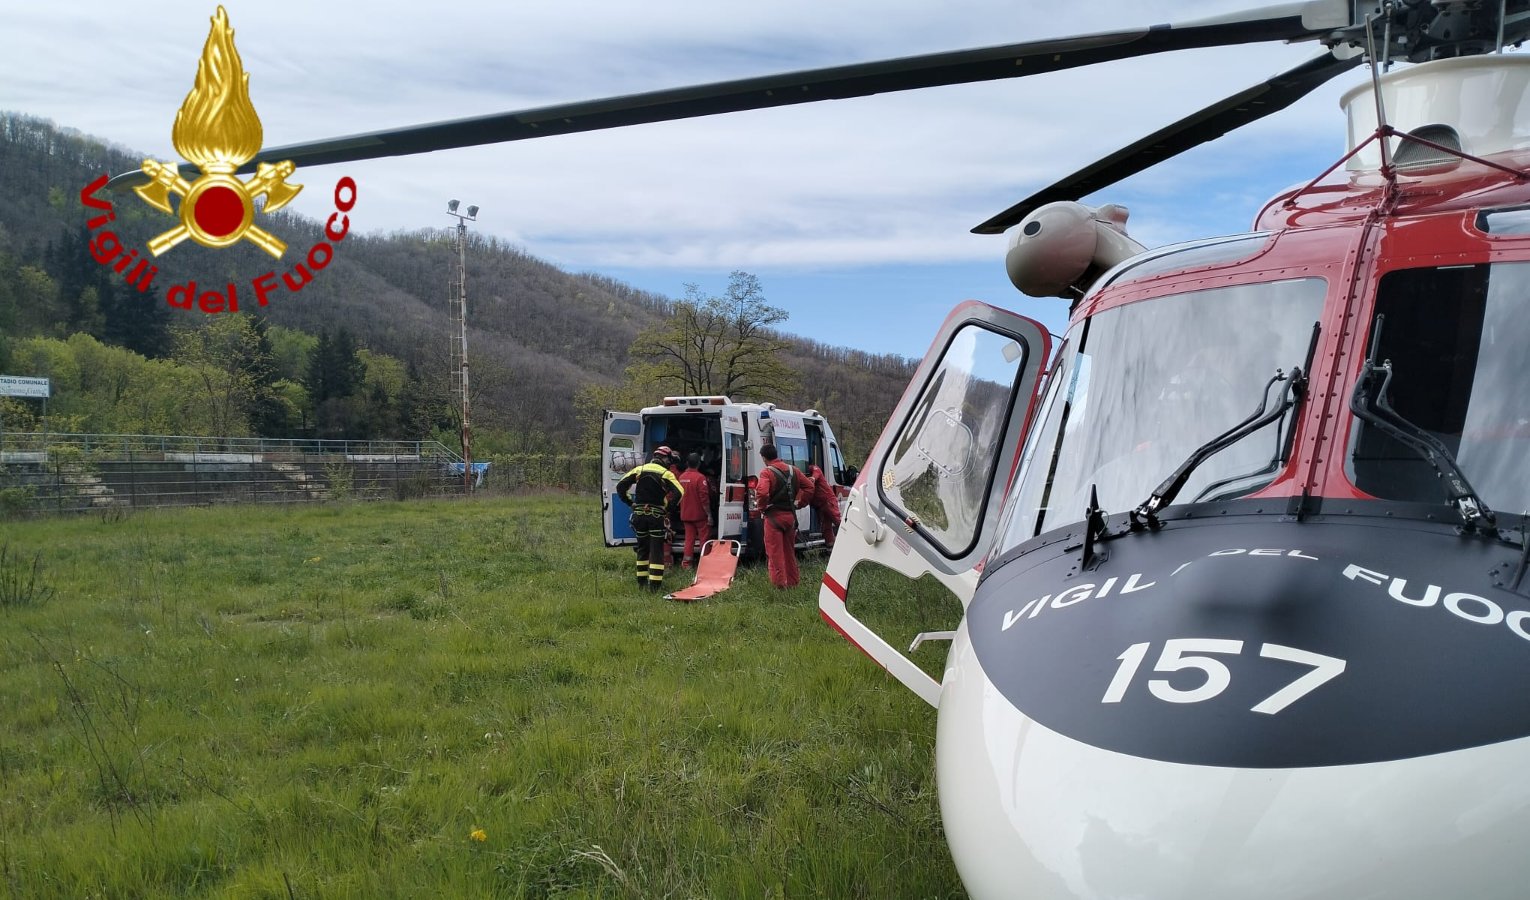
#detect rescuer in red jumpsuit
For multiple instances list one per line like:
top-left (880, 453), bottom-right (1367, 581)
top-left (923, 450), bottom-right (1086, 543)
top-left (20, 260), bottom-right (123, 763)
top-left (752, 444), bottom-right (811, 588)
top-left (805, 463), bottom-right (842, 549)
top-left (678, 452), bottom-right (712, 568)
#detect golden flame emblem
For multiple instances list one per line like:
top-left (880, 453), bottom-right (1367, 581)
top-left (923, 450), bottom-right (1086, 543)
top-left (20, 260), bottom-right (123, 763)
top-left (134, 6), bottom-right (301, 258)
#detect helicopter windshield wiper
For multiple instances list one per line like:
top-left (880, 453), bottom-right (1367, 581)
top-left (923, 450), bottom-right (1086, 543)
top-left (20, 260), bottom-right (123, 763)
top-left (1350, 315), bottom-right (1495, 529)
top-left (1187, 323), bottom-right (1322, 505)
top-left (1131, 367), bottom-right (1304, 529)
top-left (1130, 323), bottom-right (1319, 529)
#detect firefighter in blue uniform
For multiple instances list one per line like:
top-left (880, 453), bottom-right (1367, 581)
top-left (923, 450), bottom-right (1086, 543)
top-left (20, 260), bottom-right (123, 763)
top-left (616, 446), bottom-right (685, 591)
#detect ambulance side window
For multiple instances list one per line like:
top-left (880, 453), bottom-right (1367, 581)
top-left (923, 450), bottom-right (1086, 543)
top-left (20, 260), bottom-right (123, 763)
top-left (830, 441), bottom-right (846, 484)
top-left (778, 437), bottom-right (810, 474)
top-left (725, 433), bottom-right (746, 483)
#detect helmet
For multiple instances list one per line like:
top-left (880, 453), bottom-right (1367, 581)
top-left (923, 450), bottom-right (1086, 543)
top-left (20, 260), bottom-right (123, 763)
top-left (653, 445), bottom-right (675, 463)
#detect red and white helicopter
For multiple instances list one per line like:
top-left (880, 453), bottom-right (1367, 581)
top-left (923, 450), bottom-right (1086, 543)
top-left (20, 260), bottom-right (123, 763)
top-left (819, 4), bottom-right (1530, 896)
top-left (116, 1), bottom-right (1530, 895)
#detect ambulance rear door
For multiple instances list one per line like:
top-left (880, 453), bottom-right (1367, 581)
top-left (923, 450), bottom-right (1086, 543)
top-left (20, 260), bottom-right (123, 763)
top-left (803, 416), bottom-right (833, 543)
top-left (602, 411), bottom-right (644, 547)
top-left (716, 406), bottom-right (749, 543)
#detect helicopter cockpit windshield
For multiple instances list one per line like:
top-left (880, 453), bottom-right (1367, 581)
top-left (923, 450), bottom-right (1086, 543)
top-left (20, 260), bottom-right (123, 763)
top-left (997, 276), bottom-right (1327, 548)
top-left (1349, 262), bottom-right (1530, 517)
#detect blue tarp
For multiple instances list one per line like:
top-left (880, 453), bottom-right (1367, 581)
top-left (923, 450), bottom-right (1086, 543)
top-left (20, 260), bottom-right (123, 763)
top-left (447, 462), bottom-right (491, 487)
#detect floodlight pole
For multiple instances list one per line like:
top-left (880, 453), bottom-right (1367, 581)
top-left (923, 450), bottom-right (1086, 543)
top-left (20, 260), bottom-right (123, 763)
top-left (447, 200), bottom-right (478, 493)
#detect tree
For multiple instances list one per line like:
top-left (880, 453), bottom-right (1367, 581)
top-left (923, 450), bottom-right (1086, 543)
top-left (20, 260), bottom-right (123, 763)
top-left (245, 317), bottom-right (294, 437)
top-left (12, 266), bottom-right (60, 338)
top-left (397, 358), bottom-right (453, 441)
top-left (266, 325), bottom-right (318, 382)
top-left (572, 379), bottom-right (655, 455)
top-left (303, 328), bottom-right (370, 439)
top-left (303, 328), bottom-right (366, 408)
top-left (626, 271), bottom-right (799, 400)
top-left (172, 315), bottom-right (271, 437)
top-left (44, 227), bottom-right (105, 336)
top-left (100, 278), bottom-right (173, 360)
top-left (9, 334), bottom-right (210, 435)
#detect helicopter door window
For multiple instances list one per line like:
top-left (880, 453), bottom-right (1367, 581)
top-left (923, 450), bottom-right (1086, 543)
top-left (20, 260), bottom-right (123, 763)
top-left (879, 324), bottom-right (1027, 558)
top-left (1349, 262), bottom-right (1530, 515)
top-left (995, 278), bottom-right (1327, 553)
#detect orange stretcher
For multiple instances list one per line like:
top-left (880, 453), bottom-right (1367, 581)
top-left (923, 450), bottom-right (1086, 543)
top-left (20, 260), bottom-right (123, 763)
top-left (665, 539), bottom-right (742, 602)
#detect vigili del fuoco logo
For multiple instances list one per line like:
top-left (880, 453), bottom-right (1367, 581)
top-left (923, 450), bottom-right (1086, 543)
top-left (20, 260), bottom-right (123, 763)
top-left (77, 6), bottom-right (357, 314)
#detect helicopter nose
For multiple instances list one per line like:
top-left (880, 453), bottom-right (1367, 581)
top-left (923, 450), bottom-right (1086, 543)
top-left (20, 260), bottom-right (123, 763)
top-left (935, 512), bottom-right (1530, 899)
top-left (937, 622), bottom-right (1530, 899)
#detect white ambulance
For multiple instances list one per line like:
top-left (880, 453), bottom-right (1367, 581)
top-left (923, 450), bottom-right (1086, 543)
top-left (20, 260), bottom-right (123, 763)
top-left (601, 396), bottom-right (854, 558)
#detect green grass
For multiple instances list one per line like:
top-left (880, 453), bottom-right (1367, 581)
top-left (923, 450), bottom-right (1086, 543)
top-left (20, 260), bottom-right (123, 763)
top-left (0, 495), bottom-right (965, 898)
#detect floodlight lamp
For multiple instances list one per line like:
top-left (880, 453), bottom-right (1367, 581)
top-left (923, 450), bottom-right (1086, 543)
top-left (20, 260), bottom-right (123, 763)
top-left (467, 205), bottom-right (479, 218)
top-left (447, 199), bottom-right (460, 213)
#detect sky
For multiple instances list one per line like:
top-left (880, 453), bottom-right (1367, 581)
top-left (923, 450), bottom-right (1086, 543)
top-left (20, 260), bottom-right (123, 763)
top-left (1, 1), bottom-right (1373, 359)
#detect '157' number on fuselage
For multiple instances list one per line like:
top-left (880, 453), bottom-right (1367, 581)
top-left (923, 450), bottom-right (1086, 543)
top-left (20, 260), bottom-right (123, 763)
top-left (1102, 639), bottom-right (1346, 714)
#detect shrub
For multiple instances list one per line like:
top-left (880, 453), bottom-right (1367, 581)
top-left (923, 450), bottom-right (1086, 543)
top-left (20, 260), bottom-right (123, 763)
top-left (0, 542), bottom-right (52, 609)
top-left (0, 485), bottom-right (36, 519)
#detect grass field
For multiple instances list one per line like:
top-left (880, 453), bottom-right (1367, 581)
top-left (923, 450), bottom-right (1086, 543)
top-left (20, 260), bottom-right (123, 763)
top-left (0, 494), bottom-right (965, 898)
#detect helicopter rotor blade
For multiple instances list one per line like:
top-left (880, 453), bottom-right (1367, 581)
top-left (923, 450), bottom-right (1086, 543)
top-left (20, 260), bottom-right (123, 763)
top-left (106, 2), bottom-right (1350, 190)
top-left (970, 48), bottom-right (1364, 235)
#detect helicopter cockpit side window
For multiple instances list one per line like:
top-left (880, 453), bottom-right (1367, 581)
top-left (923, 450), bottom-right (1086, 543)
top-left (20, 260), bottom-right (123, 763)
top-left (1348, 262), bottom-right (1530, 515)
top-left (996, 277), bottom-right (1327, 551)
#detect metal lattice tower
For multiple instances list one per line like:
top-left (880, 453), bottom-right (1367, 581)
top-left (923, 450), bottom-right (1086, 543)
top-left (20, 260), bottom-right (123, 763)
top-left (447, 258), bottom-right (466, 421)
top-left (446, 200), bottom-right (478, 491)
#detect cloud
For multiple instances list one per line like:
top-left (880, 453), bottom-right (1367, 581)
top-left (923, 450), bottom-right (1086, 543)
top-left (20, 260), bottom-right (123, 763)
top-left (0, 0), bottom-right (1420, 354)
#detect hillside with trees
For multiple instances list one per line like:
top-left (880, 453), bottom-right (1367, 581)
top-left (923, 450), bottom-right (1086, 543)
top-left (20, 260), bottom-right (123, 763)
top-left (0, 113), bottom-right (916, 463)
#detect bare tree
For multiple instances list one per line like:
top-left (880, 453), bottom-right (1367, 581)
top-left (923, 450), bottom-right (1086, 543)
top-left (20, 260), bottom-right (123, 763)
top-left (626, 271), bottom-right (799, 400)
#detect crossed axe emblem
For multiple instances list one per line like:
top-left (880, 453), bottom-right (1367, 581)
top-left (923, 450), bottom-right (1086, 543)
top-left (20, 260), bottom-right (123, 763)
top-left (135, 159), bottom-right (302, 259)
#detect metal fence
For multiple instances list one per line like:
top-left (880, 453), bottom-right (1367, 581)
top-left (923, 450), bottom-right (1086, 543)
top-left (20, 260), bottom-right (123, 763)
top-left (489, 454), bottom-right (602, 493)
top-left (0, 433), bottom-right (467, 515)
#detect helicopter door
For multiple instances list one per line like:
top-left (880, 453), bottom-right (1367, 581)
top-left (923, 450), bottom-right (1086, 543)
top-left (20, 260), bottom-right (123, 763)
top-left (819, 302), bottom-right (1050, 706)
top-left (602, 411), bottom-right (644, 547)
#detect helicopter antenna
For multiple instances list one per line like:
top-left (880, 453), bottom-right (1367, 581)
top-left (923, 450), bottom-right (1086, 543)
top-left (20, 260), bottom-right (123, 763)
top-left (1364, 12), bottom-right (1395, 179)
top-left (1381, 1), bottom-right (1395, 71)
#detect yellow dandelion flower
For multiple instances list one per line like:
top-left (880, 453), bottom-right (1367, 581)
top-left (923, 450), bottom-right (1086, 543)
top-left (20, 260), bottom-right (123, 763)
top-left (470, 827), bottom-right (487, 842)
